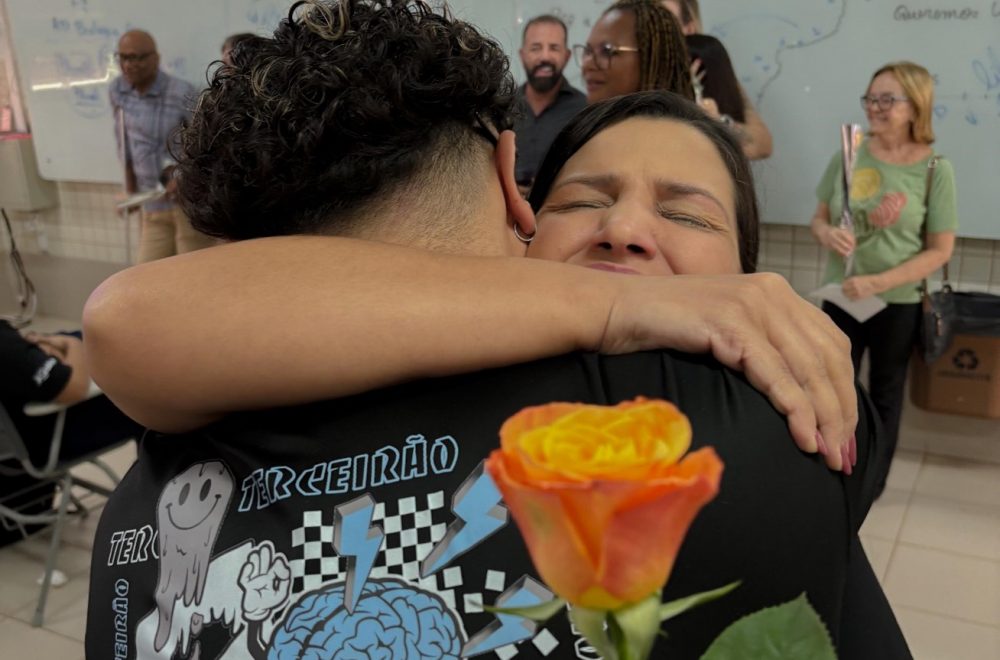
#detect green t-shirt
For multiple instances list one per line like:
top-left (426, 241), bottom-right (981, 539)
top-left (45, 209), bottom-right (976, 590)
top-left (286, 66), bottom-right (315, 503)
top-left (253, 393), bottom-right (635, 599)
top-left (815, 140), bottom-right (958, 303)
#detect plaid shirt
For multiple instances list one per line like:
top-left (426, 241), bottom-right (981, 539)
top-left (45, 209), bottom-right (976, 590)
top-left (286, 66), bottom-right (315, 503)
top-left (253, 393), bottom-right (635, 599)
top-left (109, 70), bottom-right (196, 211)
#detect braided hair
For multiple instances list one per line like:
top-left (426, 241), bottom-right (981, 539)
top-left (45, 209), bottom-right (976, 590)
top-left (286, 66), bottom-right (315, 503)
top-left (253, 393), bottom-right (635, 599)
top-left (607, 0), bottom-right (694, 101)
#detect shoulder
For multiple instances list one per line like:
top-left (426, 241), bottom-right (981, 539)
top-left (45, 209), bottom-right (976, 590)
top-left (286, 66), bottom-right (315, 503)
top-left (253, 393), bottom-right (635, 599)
top-left (930, 154), bottom-right (955, 179)
top-left (108, 76), bottom-right (127, 99)
top-left (163, 72), bottom-right (196, 96)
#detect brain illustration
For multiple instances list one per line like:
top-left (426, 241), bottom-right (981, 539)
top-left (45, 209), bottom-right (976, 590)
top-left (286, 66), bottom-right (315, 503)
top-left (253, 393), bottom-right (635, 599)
top-left (269, 578), bottom-right (463, 659)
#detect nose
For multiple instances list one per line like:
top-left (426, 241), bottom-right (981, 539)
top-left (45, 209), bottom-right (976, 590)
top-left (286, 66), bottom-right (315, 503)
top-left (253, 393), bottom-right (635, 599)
top-left (593, 207), bottom-right (659, 261)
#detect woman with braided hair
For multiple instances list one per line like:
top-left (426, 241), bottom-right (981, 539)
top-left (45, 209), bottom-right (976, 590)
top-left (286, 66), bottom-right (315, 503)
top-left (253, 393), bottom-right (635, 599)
top-left (574, 0), bottom-right (694, 104)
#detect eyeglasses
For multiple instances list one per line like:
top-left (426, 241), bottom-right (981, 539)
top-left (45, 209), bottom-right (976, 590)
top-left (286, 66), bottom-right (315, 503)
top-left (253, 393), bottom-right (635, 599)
top-left (860, 94), bottom-right (909, 111)
top-left (115, 52), bottom-right (155, 65)
top-left (572, 43), bottom-right (640, 71)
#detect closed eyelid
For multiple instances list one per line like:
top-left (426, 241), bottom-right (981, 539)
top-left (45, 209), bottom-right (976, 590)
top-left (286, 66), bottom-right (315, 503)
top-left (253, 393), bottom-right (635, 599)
top-left (655, 182), bottom-right (732, 223)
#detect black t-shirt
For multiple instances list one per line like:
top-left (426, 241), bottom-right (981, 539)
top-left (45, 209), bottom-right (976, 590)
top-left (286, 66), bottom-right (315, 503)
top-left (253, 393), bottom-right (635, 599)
top-left (513, 81), bottom-right (587, 186)
top-left (0, 320), bottom-right (71, 442)
top-left (86, 351), bottom-right (903, 660)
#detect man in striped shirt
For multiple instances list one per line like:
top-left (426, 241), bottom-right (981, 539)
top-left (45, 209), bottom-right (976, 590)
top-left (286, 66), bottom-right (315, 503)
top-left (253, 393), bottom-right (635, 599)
top-left (110, 30), bottom-right (215, 262)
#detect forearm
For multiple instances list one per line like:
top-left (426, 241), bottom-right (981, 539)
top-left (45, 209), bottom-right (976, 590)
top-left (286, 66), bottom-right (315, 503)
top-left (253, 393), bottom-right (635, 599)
top-left (810, 213), bottom-right (829, 243)
top-left (83, 237), bottom-right (622, 432)
top-left (737, 88), bottom-right (773, 160)
top-left (52, 338), bottom-right (92, 405)
top-left (872, 246), bottom-right (951, 293)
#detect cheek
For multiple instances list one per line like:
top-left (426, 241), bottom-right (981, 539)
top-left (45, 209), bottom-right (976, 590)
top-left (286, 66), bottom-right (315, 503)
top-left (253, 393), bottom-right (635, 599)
top-left (526, 216), bottom-right (592, 261)
top-left (658, 234), bottom-right (742, 275)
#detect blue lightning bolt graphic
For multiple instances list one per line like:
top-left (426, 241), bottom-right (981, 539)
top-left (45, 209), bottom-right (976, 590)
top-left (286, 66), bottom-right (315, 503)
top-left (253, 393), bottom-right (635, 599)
top-left (462, 576), bottom-right (554, 657)
top-left (333, 494), bottom-right (384, 613)
top-left (420, 461), bottom-right (507, 578)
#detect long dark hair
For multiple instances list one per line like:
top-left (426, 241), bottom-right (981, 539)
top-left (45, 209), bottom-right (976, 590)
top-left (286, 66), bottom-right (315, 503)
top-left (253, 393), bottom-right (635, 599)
top-left (608, 0), bottom-right (694, 100)
top-left (528, 91), bottom-right (759, 273)
top-left (685, 34), bottom-right (745, 123)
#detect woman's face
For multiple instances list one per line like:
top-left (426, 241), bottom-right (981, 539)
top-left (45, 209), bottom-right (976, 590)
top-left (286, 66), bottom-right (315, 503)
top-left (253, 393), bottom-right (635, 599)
top-left (865, 71), bottom-right (914, 139)
top-left (528, 117), bottom-right (742, 276)
top-left (581, 10), bottom-right (642, 103)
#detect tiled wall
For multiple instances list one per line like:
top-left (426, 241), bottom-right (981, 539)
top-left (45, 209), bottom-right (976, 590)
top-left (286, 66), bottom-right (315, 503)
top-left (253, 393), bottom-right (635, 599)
top-left (5, 182), bottom-right (139, 264)
top-left (757, 224), bottom-right (1000, 296)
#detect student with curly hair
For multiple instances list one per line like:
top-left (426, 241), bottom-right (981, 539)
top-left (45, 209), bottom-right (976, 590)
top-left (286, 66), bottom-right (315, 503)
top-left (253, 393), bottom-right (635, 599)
top-left (84, 4), bottom-right (905, 656)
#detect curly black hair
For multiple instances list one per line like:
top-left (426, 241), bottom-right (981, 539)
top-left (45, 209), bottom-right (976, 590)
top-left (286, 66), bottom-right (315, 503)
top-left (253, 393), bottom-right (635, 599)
top-left (178, 0), bottom-right (517, 240)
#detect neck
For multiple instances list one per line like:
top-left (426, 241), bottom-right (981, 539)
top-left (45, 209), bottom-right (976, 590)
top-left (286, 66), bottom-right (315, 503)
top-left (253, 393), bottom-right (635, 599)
top-left (524, 78), bottom-right (563, 115)
top-left (869, 129), bottom-right (912, 153)
top-left (347, 180), bottom-right (516, 258)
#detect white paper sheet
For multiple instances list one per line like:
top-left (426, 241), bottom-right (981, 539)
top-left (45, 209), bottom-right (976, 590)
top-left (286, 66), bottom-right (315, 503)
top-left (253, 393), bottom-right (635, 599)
top-left (115, 189), bottom-right (164, 210)
top-left (809, 283), bottom-right (887, 323)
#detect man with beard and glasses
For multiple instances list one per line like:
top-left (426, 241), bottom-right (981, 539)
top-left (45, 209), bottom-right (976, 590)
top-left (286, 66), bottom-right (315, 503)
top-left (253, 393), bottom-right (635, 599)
top-left (513, 14), bottom-right (586, 192)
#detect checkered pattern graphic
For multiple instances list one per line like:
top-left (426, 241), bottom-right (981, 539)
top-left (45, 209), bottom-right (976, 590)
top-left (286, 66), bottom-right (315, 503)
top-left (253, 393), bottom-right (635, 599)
top-left (287, 490), bottom-right (566, 658)
top-left (290, 491), bottom-right (449, 594)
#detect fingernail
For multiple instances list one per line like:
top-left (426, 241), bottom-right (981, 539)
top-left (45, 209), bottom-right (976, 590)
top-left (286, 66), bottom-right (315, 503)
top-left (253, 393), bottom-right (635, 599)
top-left (815, 431), bottom-right (828, 457)
top-left (841, 444), bottom-right (853, 476)
top-left (849, 434), bottom-right (857, 467)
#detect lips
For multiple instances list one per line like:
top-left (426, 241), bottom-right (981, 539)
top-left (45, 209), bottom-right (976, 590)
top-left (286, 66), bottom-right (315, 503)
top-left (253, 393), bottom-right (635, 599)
top-left (586, 262), bottom-right (640, 275)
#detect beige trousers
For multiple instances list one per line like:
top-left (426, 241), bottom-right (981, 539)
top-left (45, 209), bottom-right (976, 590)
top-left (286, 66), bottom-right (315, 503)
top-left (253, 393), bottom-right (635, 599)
top-left (137, 206), bottom-right (217, 263)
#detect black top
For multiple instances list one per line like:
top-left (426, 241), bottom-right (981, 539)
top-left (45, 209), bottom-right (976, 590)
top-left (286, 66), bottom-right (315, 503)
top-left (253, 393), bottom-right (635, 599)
top-left (85, 351), bottom-right (909, 660)
top-left (0, 320), bottom-right (71, 444)
top-left (513, 81), bottom-right (587, 186)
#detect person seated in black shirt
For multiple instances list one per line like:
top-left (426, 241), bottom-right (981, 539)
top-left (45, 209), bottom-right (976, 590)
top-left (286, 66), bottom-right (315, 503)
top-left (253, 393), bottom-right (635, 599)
top-left (0, 320), bottom-right (141, 467)
top-left (84, 2), bottom-right (907, 658)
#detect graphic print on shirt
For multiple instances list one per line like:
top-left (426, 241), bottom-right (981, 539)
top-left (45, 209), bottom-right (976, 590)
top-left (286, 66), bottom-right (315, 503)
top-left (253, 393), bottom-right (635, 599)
top-left (133, 460), bottom-right (294, 660)
top-left (849, 167), bottom-right (909, 237)
top-left (127, 456), bottom-right (574, 659)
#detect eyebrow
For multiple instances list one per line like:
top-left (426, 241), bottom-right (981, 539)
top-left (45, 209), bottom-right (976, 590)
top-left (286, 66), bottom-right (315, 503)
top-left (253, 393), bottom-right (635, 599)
top-left (551, 173), bottom-right (732, 221)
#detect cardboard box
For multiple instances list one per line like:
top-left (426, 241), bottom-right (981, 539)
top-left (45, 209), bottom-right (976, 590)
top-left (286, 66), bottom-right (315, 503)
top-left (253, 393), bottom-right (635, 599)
top-left (911, 334), bottom-right (1000, 418)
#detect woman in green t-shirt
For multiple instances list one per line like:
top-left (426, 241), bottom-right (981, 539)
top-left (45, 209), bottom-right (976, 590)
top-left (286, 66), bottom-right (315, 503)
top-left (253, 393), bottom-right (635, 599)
top-left (810, 61), bottom-right (958, 493)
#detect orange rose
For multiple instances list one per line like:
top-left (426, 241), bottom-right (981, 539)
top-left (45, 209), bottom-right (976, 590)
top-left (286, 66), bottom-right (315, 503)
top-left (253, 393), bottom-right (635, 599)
top-left (485, 398), bottom-right (723, 611)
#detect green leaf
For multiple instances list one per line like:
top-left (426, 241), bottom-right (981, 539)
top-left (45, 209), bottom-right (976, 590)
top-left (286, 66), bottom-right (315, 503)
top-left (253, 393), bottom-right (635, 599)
top-left (611, 593), bottom-right (662, 660)
top-left (659, 581), bottom-right (741, 622)
top-left (483, 597), bottom-right (566, 622)
top-left (700, 593), bottom-right (837, 660)
top-left (569, 606), bottom-right (619, 660)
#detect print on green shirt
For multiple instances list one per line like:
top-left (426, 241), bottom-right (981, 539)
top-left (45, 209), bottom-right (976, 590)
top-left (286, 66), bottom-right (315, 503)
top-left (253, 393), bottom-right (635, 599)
top-left (815, 140), bottom-right (958, 304)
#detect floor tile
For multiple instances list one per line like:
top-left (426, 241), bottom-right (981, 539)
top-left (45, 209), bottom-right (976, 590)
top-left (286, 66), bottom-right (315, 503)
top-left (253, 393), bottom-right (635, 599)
top-left (54, 501), bottom-right (106, 552)
top-left (860, 534), bottom-right (894, 583)
top-left (860, 487), bottom-right (910, 541)
top-left (914, 455), bottom-right (1000, 510)
top-left (884, 544), bottom-right (1000, 626)
top-left (0, 616), bottom-right (84, 658)
top-left (895, 606), bottom-right (1000, 660)
top-left (899, 494), bottom-right (1000, 562)
top-left (885, 449), bottom-right (923, 493)
top-left (0, 532), bottom-right (93, 616)
top-left (12, 575), bottom-right (89, 641)
top-left (71, 443), bottom-right (137, 489)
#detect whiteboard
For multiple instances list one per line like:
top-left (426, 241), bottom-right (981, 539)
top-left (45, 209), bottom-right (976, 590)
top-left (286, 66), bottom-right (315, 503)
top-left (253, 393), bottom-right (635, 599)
top-left (4, 0), bottom-right (298, 183)
top-left (6, 0), bottom-right (999, 238)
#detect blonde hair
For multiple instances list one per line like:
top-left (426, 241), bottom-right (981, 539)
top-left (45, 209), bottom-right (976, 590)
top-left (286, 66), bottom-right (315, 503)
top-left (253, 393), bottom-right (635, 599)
top-left (870, 61), bottom-right (935, 144)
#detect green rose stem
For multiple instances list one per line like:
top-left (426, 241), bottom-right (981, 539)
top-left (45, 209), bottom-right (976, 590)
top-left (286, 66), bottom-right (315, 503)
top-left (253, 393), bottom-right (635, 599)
top-left (488, 581), bottom-right (741, 660)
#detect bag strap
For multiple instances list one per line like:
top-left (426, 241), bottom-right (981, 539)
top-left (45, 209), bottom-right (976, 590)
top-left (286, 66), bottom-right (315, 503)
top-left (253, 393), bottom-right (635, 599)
top-left (919, 155), bottom-right (946, 297)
